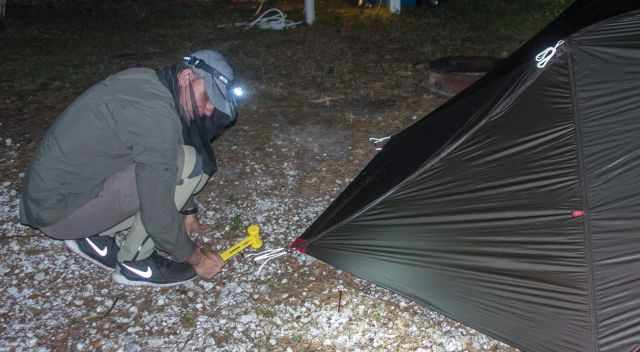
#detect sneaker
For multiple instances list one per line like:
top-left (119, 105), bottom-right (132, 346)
top-left (65, 235), bottom-right (119, 270)
top-left (112, 252), bottom-right (196, 287)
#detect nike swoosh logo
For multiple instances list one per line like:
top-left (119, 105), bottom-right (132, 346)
top-left (86, 238), bottom-right (108, 257)
top-left (121, 263), bottom-right (153, 278)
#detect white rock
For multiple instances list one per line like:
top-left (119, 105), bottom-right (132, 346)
top-left (239, 313), bottom-right (257, 324)
top-left (148, 338), bottom-right (164, 347)
top-left (200, 281), bottom-right (214, 291)
top-left (124, 342), bottom-right (140, 352)
top-left (76, 342), bottom-right (86, 350)
top-left (444, 336), bottom-right (463, 352)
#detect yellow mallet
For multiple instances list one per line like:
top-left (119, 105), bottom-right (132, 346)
top-left (219, 224), bottom-right (263, 262)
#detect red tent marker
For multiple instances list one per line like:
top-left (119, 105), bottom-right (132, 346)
top-left (571, 210), bottom-right (585, 218)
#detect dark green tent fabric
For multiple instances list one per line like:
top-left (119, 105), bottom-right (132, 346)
top-left (293, 1), bottom-right (640, 351)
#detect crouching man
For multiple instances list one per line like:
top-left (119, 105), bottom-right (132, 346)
top-left (20, 49), bottom-right (243, 287)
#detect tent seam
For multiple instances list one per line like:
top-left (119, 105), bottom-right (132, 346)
top-left (567, 40), bottom-right (600, 352)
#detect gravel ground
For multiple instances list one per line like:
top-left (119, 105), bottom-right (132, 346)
top-left (0, 1), bottom-right (569, 350)
top-left (0, 128), bottom-right (517, 351)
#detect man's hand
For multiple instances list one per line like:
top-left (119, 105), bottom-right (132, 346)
top-left (185, 247), bottom-right (224, 279)
top-left (184, 214), bottom-right (209, 235)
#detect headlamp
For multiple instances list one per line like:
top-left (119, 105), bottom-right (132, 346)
top-left (183, 56), bottom-right (245, 119)
top-left (232, 87), bottom-right (244, 98)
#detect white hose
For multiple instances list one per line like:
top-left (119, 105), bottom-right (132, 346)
top-left (246, 8), bottom-right (303, 30)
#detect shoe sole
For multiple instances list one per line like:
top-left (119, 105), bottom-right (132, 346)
top-left (65, 240), bottom-right (115, 271)
top-left (112, 271), bottom-right (195, 287)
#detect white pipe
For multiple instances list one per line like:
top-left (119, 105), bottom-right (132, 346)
top-left (304, 0), bottom-right (315, 25)
top-left (389, 0), bottom-right (400, 14)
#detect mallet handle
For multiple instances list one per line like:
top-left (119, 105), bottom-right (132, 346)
top-left (219, 224), bottom-right (262, 262)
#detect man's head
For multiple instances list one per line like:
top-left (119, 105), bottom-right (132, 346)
top-left (177, 68), bottom-right (214, 120)
top-left (177, 50), bottom-right (241, 122)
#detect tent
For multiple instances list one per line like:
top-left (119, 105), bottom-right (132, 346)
top-left (291, 1), bottom-right (640, 351)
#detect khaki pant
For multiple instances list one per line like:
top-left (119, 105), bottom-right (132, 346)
top-left (42, 145), bottom-right (209, 262)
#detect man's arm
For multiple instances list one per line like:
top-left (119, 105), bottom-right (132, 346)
top-left (126, 107), bottom-right (196, 261)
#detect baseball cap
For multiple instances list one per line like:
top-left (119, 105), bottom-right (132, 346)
top-left (183, 49), bottom-right (240, 119)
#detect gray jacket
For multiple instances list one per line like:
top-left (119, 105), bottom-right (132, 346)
top-left (20, 68), bottom-right (195, 260)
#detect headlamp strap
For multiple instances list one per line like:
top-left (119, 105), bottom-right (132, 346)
top-left (183, 56), bottom-right (231, 86)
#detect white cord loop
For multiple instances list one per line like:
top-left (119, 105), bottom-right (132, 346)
top-left (217, 8), bottom-right (302, 31)
top-left (536, 40), bottom-right (565, 69)
top-left (246, 248), bottom-right (290, 275)
top-left (369, 136), bottom-right (391, 151)
top-left (247, 8), bottom-right (303, 30)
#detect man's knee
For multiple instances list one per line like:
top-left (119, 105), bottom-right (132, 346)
top-left (178, 145), bottom-right (203, 181)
